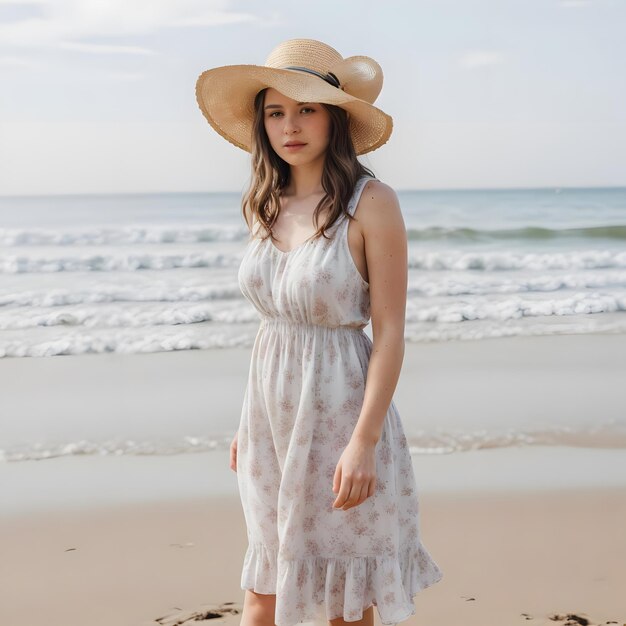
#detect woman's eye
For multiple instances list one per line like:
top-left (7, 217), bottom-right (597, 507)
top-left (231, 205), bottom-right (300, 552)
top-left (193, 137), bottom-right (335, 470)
top-left (268, 108), bottom-right (314, 118)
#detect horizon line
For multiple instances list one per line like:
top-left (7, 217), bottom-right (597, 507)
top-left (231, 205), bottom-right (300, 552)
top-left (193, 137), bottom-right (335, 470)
top-left (1, 183), bottom-right (625, 199)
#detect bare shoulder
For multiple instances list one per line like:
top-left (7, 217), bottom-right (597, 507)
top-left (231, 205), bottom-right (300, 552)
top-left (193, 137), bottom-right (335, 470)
top-left (355, 179), bottom-right (405, 237)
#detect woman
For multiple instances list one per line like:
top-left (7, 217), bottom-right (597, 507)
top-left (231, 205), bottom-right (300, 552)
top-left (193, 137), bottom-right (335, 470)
top-left (195, 38), bottom-right (443, 626)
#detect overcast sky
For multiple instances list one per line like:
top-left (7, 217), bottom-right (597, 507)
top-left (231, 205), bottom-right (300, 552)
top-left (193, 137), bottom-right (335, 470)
top-left (0, 0), bottom-right (624, 195)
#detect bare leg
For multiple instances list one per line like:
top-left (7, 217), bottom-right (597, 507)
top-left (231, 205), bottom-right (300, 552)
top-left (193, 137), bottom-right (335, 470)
top-left (240, 590), bottom-right (277, 626)
top-left (328, 605), bottom-right (374, 626)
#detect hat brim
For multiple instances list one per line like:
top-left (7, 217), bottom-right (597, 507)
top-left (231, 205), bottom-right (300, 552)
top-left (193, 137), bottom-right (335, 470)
top-left (195, 65), bottom-right (393, 156)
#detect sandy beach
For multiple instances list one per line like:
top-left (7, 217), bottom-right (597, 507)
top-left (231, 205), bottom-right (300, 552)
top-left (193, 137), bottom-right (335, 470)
top-left (2, 333), bottom-right (626, 625)
top-left (1, 478), bottom-right (625, 626)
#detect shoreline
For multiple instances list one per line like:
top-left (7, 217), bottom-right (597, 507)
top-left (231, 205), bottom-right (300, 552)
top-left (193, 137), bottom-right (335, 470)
top-left (2, 331), bottom-right (626, 464)
top-left (4, 445), bottom-right (626, 517)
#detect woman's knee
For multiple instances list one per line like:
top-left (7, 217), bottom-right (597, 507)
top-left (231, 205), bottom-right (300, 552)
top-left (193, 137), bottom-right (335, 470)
top-left (243, 589), bottom-right (277, 624)
top-left (246, 589), bottom-right (276, 606)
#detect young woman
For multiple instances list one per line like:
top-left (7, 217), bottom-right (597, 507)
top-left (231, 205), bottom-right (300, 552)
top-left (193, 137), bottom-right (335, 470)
top-left (195, 38), bottom-right (443, 626)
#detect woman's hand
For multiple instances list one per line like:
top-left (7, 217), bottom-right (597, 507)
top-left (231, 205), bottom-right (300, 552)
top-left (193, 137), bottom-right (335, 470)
top-left (332, 436), bottom-right (377, 510)
top-left (230, 431), bottom-right (238, 473)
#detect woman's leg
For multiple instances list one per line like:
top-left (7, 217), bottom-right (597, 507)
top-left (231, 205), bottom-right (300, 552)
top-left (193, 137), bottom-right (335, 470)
top-left (240, 590), bottom-right (277, 626)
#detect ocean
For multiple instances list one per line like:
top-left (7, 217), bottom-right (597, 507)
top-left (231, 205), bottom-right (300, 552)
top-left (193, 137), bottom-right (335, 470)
top-left (1, 186), bottom-right (625, 358)
top-left (1, 186), bottom-right (625, 477)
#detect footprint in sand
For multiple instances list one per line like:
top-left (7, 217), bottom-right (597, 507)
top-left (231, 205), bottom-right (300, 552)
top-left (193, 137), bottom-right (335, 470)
top-left (153, 601), bottom-right (241, 625)
top-left (547, 612), bottom-right (622, 626)
top-left (516, 612), bottom-right (623, 625)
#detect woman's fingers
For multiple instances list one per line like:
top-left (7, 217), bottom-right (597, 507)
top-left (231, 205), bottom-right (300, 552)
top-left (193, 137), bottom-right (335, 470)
top-left (230, 433), bottom-right (238, 472)
top-left (340, 479), bottom-right (363, 510)
top-left (367, 478), bottom-right (376, 498)
top-left (339, 477), bottom-right (376, 510)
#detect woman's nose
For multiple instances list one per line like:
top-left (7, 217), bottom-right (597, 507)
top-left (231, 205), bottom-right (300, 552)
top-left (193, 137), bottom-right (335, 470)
top-left (283, 113), bottom-right (300, 132)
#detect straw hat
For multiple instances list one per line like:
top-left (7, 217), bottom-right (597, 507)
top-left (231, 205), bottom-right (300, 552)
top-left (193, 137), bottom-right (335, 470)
top-left (195, 38), bottom-right (393, 156)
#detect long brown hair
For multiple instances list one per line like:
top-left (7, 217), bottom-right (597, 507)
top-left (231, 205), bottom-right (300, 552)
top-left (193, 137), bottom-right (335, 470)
top-left (241, 88), bottom-right (375, 243)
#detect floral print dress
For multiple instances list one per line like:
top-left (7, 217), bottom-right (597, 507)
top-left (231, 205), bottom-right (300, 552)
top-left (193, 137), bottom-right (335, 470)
top-left (236, 175), bottom-right (443, 626)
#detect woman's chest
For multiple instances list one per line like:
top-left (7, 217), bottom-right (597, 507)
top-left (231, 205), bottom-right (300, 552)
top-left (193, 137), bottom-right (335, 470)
top-left (270, 200), bottom-right (368, 286)
top-left (237, 233), bottom-right (365, 308)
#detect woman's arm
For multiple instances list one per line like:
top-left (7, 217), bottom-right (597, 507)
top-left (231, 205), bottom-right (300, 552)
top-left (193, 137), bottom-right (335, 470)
top-left (331, 179), bottom-right (408, 510)
top-left (351, 179), bottom-right (408, 446)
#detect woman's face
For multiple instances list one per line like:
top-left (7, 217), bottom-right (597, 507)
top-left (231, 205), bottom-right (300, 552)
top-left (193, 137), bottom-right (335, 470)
top-left (262, 88), bottom-right (331, 166)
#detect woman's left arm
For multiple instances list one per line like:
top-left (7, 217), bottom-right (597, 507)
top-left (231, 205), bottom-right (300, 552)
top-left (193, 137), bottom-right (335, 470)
top-left (332, 180), bottom-right (408, 510)
top-left (352, 180), bottom-right (408, 446)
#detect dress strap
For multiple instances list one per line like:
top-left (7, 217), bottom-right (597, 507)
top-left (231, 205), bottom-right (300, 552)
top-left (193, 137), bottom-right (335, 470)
top-left (346, 175), bottom-right (376, 217)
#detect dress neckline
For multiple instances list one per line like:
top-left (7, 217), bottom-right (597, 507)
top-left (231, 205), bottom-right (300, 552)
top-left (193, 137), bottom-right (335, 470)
top-left (268, 233), bottom-right (318, 256)
top-left (265, 175), bottom-right (371, 256)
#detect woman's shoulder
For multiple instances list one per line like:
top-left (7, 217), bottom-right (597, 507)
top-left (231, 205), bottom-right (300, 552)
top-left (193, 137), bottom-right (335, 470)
top-left (355, 178), bottom-right (406, 255)
top-left (357, 177), bottom-right (402, 222)
top-left (361, 176), bottom-right (396, 198)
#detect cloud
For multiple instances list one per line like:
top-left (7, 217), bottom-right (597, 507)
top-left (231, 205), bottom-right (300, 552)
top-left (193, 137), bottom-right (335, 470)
top-left (0, 0), bottom-right (261, 49)
top-left (169, 9), bottom-right (259, 27)
top-left (58, 41), bottom-right (156, 55)
top-left (458, 50), bottom-right (505, 69)
top-left (102, 70), bottom-right (147, 81)
top-left (0, 53), bottom-right (40, 67)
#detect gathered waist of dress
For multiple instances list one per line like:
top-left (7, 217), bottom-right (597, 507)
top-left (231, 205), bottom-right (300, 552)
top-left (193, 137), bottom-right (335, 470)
top-left (259, 316), bottom-right (367, 334)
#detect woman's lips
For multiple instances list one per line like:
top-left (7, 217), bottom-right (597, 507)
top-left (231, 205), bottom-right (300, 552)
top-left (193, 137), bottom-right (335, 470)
top-left (284, 143), bottom-right (307, 150)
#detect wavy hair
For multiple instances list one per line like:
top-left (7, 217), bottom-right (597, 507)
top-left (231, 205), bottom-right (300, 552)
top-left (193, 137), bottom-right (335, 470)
top-left (241, 88), bottom-right (375, 244)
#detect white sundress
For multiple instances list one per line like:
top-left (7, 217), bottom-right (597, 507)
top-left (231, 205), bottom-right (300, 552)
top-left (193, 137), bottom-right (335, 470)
top-left (236, 175), bottom-right (443, 626)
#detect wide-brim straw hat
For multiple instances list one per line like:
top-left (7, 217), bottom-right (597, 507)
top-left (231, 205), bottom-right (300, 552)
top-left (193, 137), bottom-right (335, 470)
top-left (195, 38), bottom-right (393, 156)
